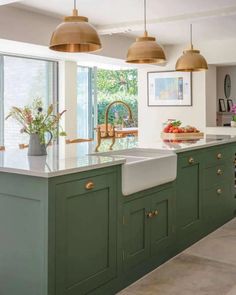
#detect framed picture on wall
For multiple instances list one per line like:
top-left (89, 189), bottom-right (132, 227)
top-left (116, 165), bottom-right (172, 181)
top-left (219, 99), bottom-right (226, 112)
top-left (227, 99), bottom-right (233, 112)
top-left (147, 71), bottom-right (192, 106)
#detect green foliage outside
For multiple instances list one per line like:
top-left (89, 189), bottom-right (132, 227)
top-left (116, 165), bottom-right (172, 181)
top-left (97, 69), bottom-right (138, 125)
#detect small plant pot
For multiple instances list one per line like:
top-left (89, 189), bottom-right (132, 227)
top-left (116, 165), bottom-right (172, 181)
top-left (231, 121), bottom-right (236, 127)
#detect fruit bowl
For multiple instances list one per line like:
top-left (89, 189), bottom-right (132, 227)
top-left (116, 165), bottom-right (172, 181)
top-left (161, 120), bottom-right (204, 140)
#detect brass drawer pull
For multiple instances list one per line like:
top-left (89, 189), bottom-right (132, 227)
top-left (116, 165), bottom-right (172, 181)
top-left (85, 181), bottom-right (95, 190)
top-left (188, 157), bottom-right (195, 164)
top-left (217, 188), bottom-right (222, 195)
top-left (217, 153), bottom-right (222, 160)
top-left (146, 212), bottom-right (153, 219)
top-left (153, 210), bottom-right (159, 216)
top-left (217, 169), bottom-right (223, 176)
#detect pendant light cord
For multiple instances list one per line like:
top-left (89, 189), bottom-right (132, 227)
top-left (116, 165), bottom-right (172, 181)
top-left (74, 0), bottom-right (77, 10)
top-left (190, 23), bottom-right (193, 47)
top-left (144, 0), bottom-right (147, 34)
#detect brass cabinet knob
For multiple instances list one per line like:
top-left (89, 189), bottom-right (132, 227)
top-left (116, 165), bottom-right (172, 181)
top-left (146, 212), bottom-right (153, 219)
top-left (85, 181), bottom-right (95, 190)
top-left (217, 169), bottom-right (223, 175)
top-left (188, 157), bottom-right (195, 164)
top-left (217, 188), bottom-right (222, 195)
top-left (217, 153), bottom-right (222, 160)
top-left (153, 210), bottom-right (159, 216)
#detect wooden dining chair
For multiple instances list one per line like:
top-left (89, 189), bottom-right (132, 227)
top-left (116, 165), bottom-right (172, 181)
top-left (19, 144), bottom-right (29, 149)
top-left (66, 138), bottom-right (93, 144)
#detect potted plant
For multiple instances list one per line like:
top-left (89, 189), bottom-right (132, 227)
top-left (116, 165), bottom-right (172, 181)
top-left (6, 98), bottom-right (66, 156)
top-left (231, 104), bottom-right (236, 127)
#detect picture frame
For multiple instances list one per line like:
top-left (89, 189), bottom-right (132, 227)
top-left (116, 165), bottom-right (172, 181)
top-left (219, 99), bottom-right (226, 112)
top-left (227, 99), bottom-right (233, 112)
top-left (147, 71), bottom-right (192, 107)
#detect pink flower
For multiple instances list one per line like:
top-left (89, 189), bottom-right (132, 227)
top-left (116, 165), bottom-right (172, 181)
top-left (231, 104), bottom-right (236, 114)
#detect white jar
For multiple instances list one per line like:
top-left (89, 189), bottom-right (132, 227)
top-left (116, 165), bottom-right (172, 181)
top-left (231, 121), bottom-right (236, 127)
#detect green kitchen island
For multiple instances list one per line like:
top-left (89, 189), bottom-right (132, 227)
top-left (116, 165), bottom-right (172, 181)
top-left (0, 135), bottom-right (236, 295)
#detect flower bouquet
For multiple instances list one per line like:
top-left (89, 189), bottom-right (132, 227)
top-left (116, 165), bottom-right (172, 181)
top-left (6, 98), bottom-right (66, 156)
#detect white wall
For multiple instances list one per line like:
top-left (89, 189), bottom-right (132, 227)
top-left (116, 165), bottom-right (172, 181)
top-left (138, 45), bottom-right (206, 143)
top-left (206, 65), bottom-right (217, 126)
top-left (217, 66), bottom-right (236, 103)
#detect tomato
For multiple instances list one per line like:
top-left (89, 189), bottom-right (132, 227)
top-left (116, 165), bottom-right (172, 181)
top-left (163, 127), bottom-right (170, 133)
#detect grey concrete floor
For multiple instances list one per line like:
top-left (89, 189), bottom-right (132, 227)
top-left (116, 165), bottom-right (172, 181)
top-left (118, 218), bottom-right (236, 295)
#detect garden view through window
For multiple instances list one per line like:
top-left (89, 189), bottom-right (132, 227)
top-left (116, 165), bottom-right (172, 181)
top-left (77, 66), bottom-right (138, 138)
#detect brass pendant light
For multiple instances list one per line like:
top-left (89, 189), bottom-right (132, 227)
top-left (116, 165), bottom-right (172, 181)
top-left (176, 24), bottom-right (208, 72)
top-left (126, 0), bottom-right (166, 64)
top-left (49, 0), bottom-right (102, 53)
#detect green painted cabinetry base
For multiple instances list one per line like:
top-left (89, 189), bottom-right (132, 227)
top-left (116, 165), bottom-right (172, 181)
top-left (0, 143), bottom-right (235, 295)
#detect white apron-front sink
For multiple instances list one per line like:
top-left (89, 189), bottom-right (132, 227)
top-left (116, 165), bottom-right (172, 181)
top-left (92, 148), bottom-right (177, 196)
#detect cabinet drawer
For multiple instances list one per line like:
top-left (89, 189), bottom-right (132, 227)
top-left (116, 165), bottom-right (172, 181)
top-left (205, 146), bottom-right (232, 167)
top-left (56, 173), bottom-right (112, 197)
top-left (203, 182), bottom-right (233, 227)
top-left (178, 153), bottom-right (202, 168)
top-left (204, 163), bottom-right (232, 189)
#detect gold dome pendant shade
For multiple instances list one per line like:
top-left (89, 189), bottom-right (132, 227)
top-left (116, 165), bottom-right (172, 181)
top-left (49, 1), bottom-right (102, 53)
top-left (126, 31), bottom-right (166, 64)
top-left (176, 24), bottom-right (208, 72)
top-left (126, 0), bottom-right (166, 64)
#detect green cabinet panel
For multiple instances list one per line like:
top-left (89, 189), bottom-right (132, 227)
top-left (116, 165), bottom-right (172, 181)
top-left (123, 197), bottom-right (150, 270)
top-left (150, 188), bottom-right (175, 256)
top-left (176, 154), bottom-right (203, 240)
top-left (55, 173), bottom-right (118, 295)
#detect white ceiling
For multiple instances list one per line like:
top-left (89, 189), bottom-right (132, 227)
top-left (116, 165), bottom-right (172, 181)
top-left (13, 0), bottom-right (236, 45)
top-left (0, 0), bottom-right (20, 5)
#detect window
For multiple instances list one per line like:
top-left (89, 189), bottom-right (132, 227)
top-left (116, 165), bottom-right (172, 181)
top-left (0, 55), bottom-right (58, 148)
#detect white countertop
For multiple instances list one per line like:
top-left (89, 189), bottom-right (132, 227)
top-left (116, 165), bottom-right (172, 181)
top-left (138, 134), bottom-right (236, 153)
top-left (206, 127), bottom-right (236, 135)
top-left (0, 134), bottom-right (235, 178)
top-left (0, 145), bottom-right (126, 178)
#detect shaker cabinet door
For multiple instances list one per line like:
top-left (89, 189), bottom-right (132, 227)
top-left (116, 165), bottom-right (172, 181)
top-left (150, 188), bottom-right (175, 257)
top-left (176, 154), bottom-right (203, 248)
top-left (55, 173), bottom-right (117, 295)
top-left (123, 197), bottom-right (150, 271)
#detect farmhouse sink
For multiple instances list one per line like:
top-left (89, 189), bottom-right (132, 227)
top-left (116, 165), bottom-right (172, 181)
top-left (91, 148), bottom-right (177, 196)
